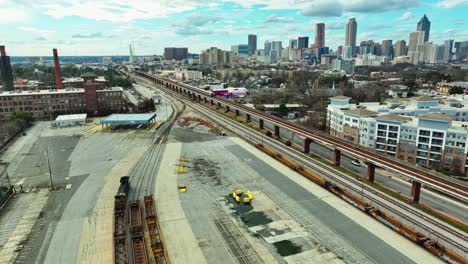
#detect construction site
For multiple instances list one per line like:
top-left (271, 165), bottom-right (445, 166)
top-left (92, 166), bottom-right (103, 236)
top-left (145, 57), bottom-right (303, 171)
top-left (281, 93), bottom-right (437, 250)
top-left (0, 74), bottom-right (465, 264)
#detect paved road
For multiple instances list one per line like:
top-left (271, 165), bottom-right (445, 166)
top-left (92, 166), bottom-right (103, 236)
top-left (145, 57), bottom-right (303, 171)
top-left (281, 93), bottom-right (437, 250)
top-left (258, 119), bottom-right (467, 222)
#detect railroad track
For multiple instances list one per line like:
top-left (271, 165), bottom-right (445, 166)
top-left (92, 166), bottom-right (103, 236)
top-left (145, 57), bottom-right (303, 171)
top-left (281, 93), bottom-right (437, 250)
top-left (154, 82), bottom-right (468, 260)
top-left (138, 71), bottom-right (468, 200)
top-left (124, 92), bottom-right (184, 264)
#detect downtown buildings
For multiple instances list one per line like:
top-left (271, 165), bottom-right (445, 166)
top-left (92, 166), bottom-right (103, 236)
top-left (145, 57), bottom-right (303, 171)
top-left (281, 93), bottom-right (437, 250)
top-left (327, 96), bottom-right (468, 173)
top-left (200, 47), bottom-right (233, 66)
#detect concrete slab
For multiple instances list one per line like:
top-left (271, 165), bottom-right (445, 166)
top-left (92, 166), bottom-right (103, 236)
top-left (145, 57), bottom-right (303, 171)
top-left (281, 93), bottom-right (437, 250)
top-left (76, 145), bottom-right (148, 264)
top-left (230, 137), bottom-right (441, 264)
top-left (155, 142), bottom-right (207, 264)
top-left (0, 189), bottom-right (49, 263)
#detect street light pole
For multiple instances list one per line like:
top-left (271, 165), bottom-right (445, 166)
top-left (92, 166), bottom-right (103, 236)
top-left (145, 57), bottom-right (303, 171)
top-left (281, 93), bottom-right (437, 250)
top-left (45, 148), bottom-right (54, 190)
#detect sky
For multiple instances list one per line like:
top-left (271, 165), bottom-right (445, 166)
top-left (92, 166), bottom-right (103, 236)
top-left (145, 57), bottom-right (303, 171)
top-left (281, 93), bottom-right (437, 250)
top-left (1, 0), bottom-right (467, 56)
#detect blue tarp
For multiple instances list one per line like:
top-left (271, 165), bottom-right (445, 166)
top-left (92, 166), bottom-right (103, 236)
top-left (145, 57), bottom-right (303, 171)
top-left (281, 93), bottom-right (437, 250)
top-left (100, 113), bottom-right (157, 125)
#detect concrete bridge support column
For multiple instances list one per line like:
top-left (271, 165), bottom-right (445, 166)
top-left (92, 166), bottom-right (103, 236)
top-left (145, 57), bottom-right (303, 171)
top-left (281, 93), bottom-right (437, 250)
top-left (411, 181), bottom-right (421, 203)
top-left (274, 125), bottom-right (280, 138)
top-left (210, 100), bottom-right (214, 106)
top-left (333, 149), bottom-right (341, 166)
top-left (367, 163), bottom-right (375, 182)
top-left (259, 119), bottom-right (264, 130)
top-left (303, 138), bottom-right (312, 153)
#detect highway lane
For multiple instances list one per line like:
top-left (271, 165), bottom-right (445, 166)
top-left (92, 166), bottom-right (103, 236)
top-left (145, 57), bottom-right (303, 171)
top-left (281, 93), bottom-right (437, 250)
top-left (259, 120), bottom-right (468, 222)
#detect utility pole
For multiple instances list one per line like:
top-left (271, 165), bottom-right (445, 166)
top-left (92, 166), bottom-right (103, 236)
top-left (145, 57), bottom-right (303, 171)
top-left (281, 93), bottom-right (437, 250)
top-left (45, 148), bottom-right (54, 190)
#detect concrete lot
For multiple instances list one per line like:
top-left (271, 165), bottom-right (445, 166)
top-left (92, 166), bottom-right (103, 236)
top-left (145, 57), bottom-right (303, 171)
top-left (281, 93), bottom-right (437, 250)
top-left (0, 116), bottom-right (160, 263)
top-left (155, 117), bottom-right (439, 264)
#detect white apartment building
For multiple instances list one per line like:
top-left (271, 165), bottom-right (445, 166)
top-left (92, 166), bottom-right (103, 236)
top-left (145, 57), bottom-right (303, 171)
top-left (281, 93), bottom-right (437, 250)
top-left (327, 95), bottom-right (468, 173)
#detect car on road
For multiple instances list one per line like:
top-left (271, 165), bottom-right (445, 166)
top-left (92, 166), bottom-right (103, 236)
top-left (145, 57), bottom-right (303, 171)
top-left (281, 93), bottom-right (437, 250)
top-left (351, 160), bottom-right (361, 166)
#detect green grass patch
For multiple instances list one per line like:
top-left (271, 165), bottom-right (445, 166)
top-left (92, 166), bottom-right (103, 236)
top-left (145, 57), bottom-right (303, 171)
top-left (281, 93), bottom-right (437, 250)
top-left (413, 204), bottom-right (468, 233)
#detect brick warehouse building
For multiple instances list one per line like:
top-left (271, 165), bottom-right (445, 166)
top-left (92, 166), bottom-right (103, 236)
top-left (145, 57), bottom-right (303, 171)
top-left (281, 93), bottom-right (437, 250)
top-left (0, 72), bottom-right (123, 117)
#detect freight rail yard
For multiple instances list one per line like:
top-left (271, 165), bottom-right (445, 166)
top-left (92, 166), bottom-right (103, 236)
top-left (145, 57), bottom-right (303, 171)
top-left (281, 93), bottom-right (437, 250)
top-left (0, 72), bottom-right (466, 264)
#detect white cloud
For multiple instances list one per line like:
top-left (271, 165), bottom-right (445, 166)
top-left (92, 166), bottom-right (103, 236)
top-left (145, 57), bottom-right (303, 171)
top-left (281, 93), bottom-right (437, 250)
top-left (265, 14), bottom-right (295, 23)
top-left (18, 27), bottom-right (53, 34)
top-left (39, 0), bottom-right (199, 22)
top-left (327, 21), bottom-right (346, 29)
top-left (300, 1), bottom-right (343, 17)
top-left (0, 0), bottom-right (31, 24)
top-left (436, 0), bottom-right (468, 8)
top-left (397, 12), bottom-right (414, 21)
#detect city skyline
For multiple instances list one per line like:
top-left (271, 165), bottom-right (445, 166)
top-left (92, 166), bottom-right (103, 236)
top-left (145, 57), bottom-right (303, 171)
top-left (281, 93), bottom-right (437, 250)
top-left (2, 0), bottom-right (467, 56)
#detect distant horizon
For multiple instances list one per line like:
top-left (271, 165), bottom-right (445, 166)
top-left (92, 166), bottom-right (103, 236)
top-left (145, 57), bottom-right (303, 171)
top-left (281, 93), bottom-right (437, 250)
top-left (2, 1), bottom-right (467, 56)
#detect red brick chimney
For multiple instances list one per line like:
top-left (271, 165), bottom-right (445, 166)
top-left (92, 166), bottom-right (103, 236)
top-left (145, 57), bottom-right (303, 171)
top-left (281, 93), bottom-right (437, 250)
top-left (53, 48), bottom-right (64, 89)
top-left (0, 46), bottom-right (6, 56)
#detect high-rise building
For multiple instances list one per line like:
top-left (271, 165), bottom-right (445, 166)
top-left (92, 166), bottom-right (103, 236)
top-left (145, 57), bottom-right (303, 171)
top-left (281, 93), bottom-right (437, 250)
top-left (444, 40), bottom-right (454, 62)
top-left (270, 41), bottom-right (283, 62)
top-left (248, 34), bottom-right (257, 55)
top-left (408, 31), bottom-right (425, 64)
top-left (315, 23), bottom-right (325, 49)
top-left (416, 14), bottom-right (431, 43)
top-left (454, 41), bottom-right (468, 61)
top-left (345, 18), bottom-right (357, 55)
top-left (231, 44), bottom-right (249, 56)
top-left (394, 40), bottom-right (407, 57)
top-left (200, 47), bottom-right (232, 66)
top-left (381, 40), bottom-right (393, 58)
top-left (298, 37), bottom-right (309, 49)
top-left (164, 47), bottom-right (188, 61)
top-left (264, 41), bottom-right (272, 56)
top-left (337, 46), bottom-right (343, 57)
top-left (289, 39), bottom-right (298, 49)
top-left (342, 46), bottom-right (353, 59)
top-left (0, 46), bottom-right (14, 91)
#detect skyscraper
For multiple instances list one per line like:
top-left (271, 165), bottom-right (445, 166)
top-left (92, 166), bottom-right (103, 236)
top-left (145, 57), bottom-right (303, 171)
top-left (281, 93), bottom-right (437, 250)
top-left (444, 40), bottom-right (454, 62)
top-left (381, 40), bottom-right (393, 58)
top-left (394, 40), bottom-right (407, 57)
top-left (248, 34), bottom-right (257, 55)
top-left (408, 31), bottom-right (425, 52)
top-left (315, 23), bottom-right (325, 48)
top-left (298, 37), bottom-right (309, 49)
top-left (408, 31), bottom-right (425, 64)
top-left (0, 46), bottom-right (14, 91)
top-left (289, 39), bottom-right (298, 49)
top-left (345, 18), bottom-right (357, 55)
top-left (417, 14), bottom-right (431, 43)
top-left (164, 47), bottom-right (188, 60)
top-left (264, 41), bottom-right (272, 56)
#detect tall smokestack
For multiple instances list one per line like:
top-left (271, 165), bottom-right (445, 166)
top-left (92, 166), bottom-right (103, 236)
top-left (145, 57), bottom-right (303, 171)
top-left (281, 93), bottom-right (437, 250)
top-left (0, 45), bottom-right (14, 91)
top-left (53, 48), bottom-right (63, 89)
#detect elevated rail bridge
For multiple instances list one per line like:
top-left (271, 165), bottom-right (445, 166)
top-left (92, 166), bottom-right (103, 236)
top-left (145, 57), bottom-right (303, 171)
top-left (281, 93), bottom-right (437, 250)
top-left (135, 70), bottom-right (468, 204)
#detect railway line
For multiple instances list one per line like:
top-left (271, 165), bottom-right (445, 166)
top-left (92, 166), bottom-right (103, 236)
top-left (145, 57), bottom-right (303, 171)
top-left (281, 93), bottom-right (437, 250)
top-left (112, 93), bottom-right (182, 264)
top-left (135, 71), bottom-right (468, 203)
top-left (141, 77), bottom-right (468, 263)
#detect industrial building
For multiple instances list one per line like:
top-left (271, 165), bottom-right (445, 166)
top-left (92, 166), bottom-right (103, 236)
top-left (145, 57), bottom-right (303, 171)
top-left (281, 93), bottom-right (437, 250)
top-left (100, 113), bottom-right (156, 127)
top-left (164, 47), bottom-right (188, 61)
top-left (54, 114), bottom-right (87, 127)
top-left (327, 95), bottom-right (468, 173)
